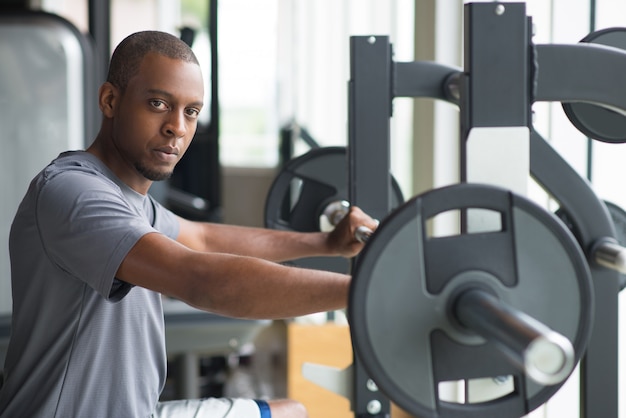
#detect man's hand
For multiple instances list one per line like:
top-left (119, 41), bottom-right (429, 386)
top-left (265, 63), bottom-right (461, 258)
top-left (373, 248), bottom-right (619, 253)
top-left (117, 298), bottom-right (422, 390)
top-left (327, 206), bottom-right (379, 258)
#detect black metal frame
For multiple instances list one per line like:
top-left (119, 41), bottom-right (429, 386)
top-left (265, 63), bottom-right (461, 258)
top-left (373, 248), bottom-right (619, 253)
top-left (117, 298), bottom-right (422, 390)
top-left (348, 35), bottom-right (394, 418)
top-left (347, 2), bottom-right (621, 417)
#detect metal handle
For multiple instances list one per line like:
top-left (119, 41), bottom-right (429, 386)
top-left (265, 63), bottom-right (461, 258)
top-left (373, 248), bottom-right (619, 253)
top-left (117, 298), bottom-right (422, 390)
top-left (593, 239), bottom-right (626, 274)
top-left (321, 200), bottom-right (374, 243)
top-left (354, 225), bottom-right (373, 243)
top-left (454, 289), bottom-right (575, 386)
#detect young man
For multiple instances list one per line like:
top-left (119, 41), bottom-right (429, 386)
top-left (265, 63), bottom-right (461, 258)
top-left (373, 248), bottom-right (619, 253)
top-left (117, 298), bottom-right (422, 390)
top-left (0, 31), bottom-right (377, 418)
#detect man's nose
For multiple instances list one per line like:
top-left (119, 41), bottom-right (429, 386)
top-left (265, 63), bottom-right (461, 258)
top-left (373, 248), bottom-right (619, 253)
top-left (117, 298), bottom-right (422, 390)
top-left (164, 110), bottom-right (186, 138)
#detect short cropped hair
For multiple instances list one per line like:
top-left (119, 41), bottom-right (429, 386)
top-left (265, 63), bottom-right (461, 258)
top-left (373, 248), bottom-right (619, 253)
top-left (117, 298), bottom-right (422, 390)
top-left (106, 30), bottom-right (199, 92)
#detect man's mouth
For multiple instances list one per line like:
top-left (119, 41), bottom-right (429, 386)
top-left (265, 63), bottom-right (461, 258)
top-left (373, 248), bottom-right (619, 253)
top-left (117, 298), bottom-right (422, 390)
top-left (153, 147), bottom-right (179, 162)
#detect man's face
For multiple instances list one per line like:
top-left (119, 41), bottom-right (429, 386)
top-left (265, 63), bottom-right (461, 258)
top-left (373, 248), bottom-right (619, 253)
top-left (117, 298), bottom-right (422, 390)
top-left (111, 53), bottom-right (204, 183)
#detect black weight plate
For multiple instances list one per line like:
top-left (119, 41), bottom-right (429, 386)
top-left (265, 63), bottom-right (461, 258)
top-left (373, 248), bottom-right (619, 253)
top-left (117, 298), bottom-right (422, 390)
top-left (264, 146), bottom-right (404, 273)
top-left (562, 28), bottom-right (626, 143)
top-left (349, 183), bottom-right (593, 418)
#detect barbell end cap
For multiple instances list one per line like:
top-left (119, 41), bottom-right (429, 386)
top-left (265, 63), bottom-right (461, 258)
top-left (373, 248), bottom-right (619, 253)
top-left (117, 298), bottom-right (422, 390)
top-left (322, 200), bottom-right (351, 229)
top-left (611, 251), bottom-right (626, 274)
top-left (524, 331), bottom-right (575, 386)
top-left (592, 238), bottom-right (626, 274)
top-left (355, 225), bottom-right (373, 243)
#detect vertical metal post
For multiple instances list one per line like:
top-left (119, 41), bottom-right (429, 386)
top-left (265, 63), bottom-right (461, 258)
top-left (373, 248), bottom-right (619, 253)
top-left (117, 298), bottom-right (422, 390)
top-left (348, 35), bottom-right (393, 418)
top-left (580, 224), bottom-right (619, 415)
top-left (462, 3), bottom-right (619, 418)
top-left (349, 36), bottom-right (393, 221)
top-left (462, 3), bottom-right (529, 127)
top-left (88, 0), bottom-right (110, 87)
top-left (461, 2), bottom-right (529, 184)
top-left (461, 1), bottom-right (532, 405)
top-left (207, 0), bottom-right (222, 222)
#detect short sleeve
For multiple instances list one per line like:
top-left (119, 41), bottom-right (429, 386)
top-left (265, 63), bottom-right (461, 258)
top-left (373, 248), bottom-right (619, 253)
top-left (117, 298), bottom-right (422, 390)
top-left (149, 195), bottom-right (180, 240)
top-left (37, 171), bottom-right (157, 299)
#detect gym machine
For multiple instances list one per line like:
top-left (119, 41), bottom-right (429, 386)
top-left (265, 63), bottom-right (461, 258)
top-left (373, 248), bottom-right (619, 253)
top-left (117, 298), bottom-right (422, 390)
top-left (265, 145), bottom-right (404, 274)
top-left (266, 2), bottom-right (626, 417)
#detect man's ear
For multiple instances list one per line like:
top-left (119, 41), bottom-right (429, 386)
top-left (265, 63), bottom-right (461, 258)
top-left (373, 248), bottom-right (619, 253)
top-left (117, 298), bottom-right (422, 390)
top-left (98, 82), bottom-right (119, 118)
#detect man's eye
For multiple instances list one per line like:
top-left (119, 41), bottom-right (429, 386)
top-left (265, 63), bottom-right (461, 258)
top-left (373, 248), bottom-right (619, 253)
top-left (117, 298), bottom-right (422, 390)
top-left (186, 108), bottom-right (200, 118)
top-left (150, 99), bottom-right (167, 109)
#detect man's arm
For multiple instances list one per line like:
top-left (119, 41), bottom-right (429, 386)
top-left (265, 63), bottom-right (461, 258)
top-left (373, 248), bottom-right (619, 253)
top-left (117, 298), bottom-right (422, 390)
top-left (175, 206), bottom-right (376, 262)
top-left (116, 206), bottom-right (375, 319)
top-left (116, 232), bottom-right (351, 319)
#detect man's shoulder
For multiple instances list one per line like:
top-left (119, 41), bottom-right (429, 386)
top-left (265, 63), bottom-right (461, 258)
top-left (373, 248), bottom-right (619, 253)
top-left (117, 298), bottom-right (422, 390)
top-left (39, 151), bottom-right (119, 192)
top-left (43, 151), bottom-right (109, 179)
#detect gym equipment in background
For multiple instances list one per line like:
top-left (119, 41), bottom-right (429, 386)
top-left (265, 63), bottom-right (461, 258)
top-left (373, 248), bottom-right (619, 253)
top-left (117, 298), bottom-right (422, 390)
top-left (266, 2), bottom-right (626, 417)
top-left (264, 146), bottom-right (404, 274)
top-left (562, 28), bottom-right (626, 144)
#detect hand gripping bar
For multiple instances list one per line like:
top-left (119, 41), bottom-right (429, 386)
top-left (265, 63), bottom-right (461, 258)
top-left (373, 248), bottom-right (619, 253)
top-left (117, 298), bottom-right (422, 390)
top-left (322, 200), bottom-right (374, 244)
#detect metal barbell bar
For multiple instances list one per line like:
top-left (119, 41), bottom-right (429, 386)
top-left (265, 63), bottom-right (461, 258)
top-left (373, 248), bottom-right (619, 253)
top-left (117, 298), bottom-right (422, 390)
top-left (454, 288), bottom-right (575, 386)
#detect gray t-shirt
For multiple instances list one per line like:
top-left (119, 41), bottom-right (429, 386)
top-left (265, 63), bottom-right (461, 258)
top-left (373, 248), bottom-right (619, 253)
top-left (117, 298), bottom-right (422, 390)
top-left (0, 151), bottom-right (180, 417)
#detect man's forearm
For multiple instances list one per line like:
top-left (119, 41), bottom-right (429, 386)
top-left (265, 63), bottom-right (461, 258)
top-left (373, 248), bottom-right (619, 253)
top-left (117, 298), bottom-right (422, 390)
top-left (181, 251), bottom-right (350, 319)
top-left (197, 222), bottom-right (335, 262)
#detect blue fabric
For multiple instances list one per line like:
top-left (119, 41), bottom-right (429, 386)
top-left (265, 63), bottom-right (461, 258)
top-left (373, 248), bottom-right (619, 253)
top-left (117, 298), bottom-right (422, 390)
top-left (254, 399), bottom-right (271, 418)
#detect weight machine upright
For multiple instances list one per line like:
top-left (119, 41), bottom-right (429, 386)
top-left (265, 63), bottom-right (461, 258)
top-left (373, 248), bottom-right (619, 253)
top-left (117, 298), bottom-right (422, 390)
top-left (346, 32), bottom-right (465, 418)
top-left (348, 35), bottom-right (394, 418)
top-left (461, 3), bottom-right (619, 418)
